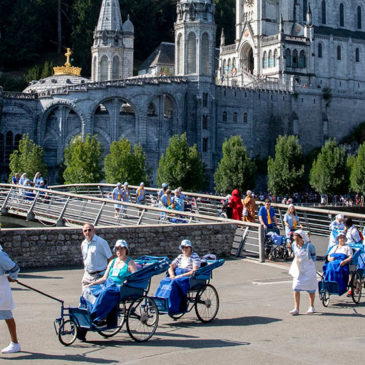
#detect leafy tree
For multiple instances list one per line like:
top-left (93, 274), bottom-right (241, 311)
top-left (104, 138), bottom-right (150, 185)
top-left (350, 143), bottom-right (365, 194)
top-left (309, 139), bottom-right (348, 195)
top-left (267, 135), bottom-right (305, 195)
top-left (214, 136), bottom-right (256, 195)
top-left (8, 134), bottom-right (47, 181)
top-left (157, 133), bottom-right (206, 192)
top-left (63, 134), bottom-right (104, 184)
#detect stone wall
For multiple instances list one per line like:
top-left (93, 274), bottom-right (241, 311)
top-left (0, 222), bottom-right (236, 269)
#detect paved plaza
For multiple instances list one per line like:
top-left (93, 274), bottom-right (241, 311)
top-left (1, 256), bottom-right (364, 365)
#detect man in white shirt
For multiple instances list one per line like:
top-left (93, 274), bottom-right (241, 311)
top-left (81, 223), bottom-right (112, 289)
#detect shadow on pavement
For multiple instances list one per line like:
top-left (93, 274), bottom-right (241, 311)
top-left (18, 273), bottom-right (64, 280)
top-left (319, 312), bottom-right (365, 318)
top-left (164, 316), bottom-right (281, 327)
top-left (85, 338), bottom-right (249, 349)
top-left (0, 352), bottom-right (117, 363)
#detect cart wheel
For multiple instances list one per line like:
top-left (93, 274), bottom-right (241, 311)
top-left (126, 296), bottom-right (159, 342)
top-left (98, 302), bottom-right (126, 338)
top-left (58, 319), bottom-right (78, 346)
top-left (321, 290), bottom-right (330, 307)
top-left (195, 284), bottom-right (219, 323)
top-left (351, 271), bottom-right (362, 304)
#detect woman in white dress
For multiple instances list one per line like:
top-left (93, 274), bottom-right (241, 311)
top-left (289, 230), bottom-right (317, 315)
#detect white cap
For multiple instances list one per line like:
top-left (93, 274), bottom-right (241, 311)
top-left (337, 232), bottom-right (346, 240)
top-left (336, 214), bottom-right (344, 220)
top-left (123, 182), bottom-right (128, 186)
top-left (116, 182), bottom-right (122, 187)
top-left (246, 190), bottom-right (252, 196)
top-left (114, 239), bottom-right (128, 252)
top-left (179, 239), bottom-right (192, 250)
top-left (294, 229), bottom-right (310, 243)
top-left (140, 182), bottom-right (144, 186)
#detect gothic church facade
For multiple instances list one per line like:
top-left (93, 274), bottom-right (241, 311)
top-left (1, 0), bottom-right (365, 187)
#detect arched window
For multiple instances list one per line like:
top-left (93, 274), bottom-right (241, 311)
top-left (100, 55), bottom-right (108, 81)
top-left (202, 138), bottom-right (208, 153)
top-left (299, 50), bottom-right (306, 68)
top-left (0, 133), bottom-right (4, 164)
top-left (202, 115), bottom-right (208, 129)
top-left (243, 113), bottom-right (248, 123)
top-left (14, 134), bottom-right (22, 150)
top-left (201, 33), bottom-right (210, 75)
top-left (358, 6), bottom-right (362, 29)
top-left (285, 49), bottom-right (292, 67)
top-left (356, 48), bottom-right (360, 62)
top-left (268, 50), bottom-right (273, 67)
top-left (292, 49), bottom-right (298, 68)
top-left (187, 32), bottom-right (197, 74)
top-left (337, 45), bottom-right (342, 60)
top-left (273, 49), bottom-right (278, 67)
top-left (203, 93), bottom-right (208, 107)
top-left (318, 43), bottom-right (323, 58)
top-left (321, 0), bottom-right (326, 24)
top-left (339, 3), bottom-right (344, 27)
top-left (177, 33), bottom-right (183, 74)
top-left (303, 0), bottom-right (308, 21)
top-left (263, 51), bottom-right (267, 68)
top-left (223, 59), bottom-right (227, 74)
top-left (112, 56), bottom-right (120, 80)
top-left (233, 112), bottom-right (238, 123)
top-left (5, 131), bottom-right (13, 163)
top-left (164, 97), bottom-right (173, 119)
top-left (227, 58), bottom-right (231, 74)
top-left (223, 111), bottom-right (227, 122)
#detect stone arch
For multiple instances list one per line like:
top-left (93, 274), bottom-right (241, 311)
top-left (112, 55), bottom-right (120, 80)
top-left (240, 42), bottom-right (254, 74)
top-left (201, 32), bottom-right (210, 75)
top-left (147, 102), bottom-right (157, 117)
top-left (100, 55), bottom-right (109, 81)
top-left (187, 32), bottom-right (197, 74)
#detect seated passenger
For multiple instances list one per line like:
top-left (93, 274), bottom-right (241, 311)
top-left (328, 214), bottom-right (345, 249)
top-left (323, 233), bottom-right (353, 295)
top-left (81, 240), bottom-right (137, 323)
top-left (156, 240), bottom-right (200, 314)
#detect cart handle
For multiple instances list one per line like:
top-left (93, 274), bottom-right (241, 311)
top-left (15, 280), bottom-right (64, 304)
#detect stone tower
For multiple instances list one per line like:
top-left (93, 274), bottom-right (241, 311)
top-left (174, 0), bottom-right (216, 81)
top-left (91, 0), bottom-right (134, 82)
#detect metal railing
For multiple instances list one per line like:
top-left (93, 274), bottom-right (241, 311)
top-left (0, 184), bottom-right (265, 261)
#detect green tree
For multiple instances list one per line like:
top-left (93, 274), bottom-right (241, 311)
top-left (309, 139), bottom-right (348, 194)
top-left (157, 133), bottom-right (206, 192)
top-left (350, 143), bottom-right (365, 194)
top-left (63, 134), bottom-right (104, 184)
top-left (8, 134), bottom-right (47, 181)
top-left (104, 138), bottom-right (150, 185)
top-left (214, 136), bottom-right (256, 195)
top-left (267, 135), bottom-right (305, 195)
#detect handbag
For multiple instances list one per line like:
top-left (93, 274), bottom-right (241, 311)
top-left (289, 256), bottom-right (300, 278)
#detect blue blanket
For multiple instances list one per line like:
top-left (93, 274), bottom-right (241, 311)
top-left (322, 253), bottom-right (349, 295)
top-left (80, 278), bottom-right (120, 322)
top-left (155, 268), bottom-right (191, 315)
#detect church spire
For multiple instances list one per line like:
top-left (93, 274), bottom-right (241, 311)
top-left (220, 28), bottom-right (226, 47)
top-left (306, 3), bottom-right (312, 26)
top-left (96, 0), bottom-right (123, 32)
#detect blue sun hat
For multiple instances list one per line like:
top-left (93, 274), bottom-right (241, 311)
top-left (179, 239), bottom-right (192, 250)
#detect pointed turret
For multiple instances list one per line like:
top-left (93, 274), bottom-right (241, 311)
top-left (96, 0), bottom-right (123, 32)
top-left (279, 14), bottom-right (284, 33)
top-left (306, 4), bottom-right (312, 26)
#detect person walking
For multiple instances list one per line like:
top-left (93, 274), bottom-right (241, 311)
top-left (229, 189), bottom-right (243, 221)
top-left (258, 198), bottom-right (279, 233)
top-left (0, 246), bottom-right (21, 353)
top-left (242, 190), bottom-right (256, 222)
top-left (136, 182), bottom-right (145, 205)
top-left (289, 230), bottom-right (317, 315)
top-left (112, 182), bottom-right (123, 217)
top-left (121, 182), bottom-right (130, 217)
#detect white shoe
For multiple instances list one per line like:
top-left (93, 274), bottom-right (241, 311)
top-left (289, 308), bottom-right (299, 315)
top-left (307, 306), bottom-right (315, 314)
top-left (1, 342), bottom-right (21, 354)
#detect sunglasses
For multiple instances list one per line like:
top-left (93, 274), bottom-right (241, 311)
top-left (83, 229), bottom-right (93, 233)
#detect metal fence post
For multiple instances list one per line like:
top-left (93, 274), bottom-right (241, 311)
top-left (27, 191), bottom-right (40, 221)
top-left (56, 197), bottom-right (70, 227)
top-left (0, 188), bottom-right (12, 215)
top-left (94, 202), bottom-right (105, 226)
top-left (258, 225), bottom-right (265, 263)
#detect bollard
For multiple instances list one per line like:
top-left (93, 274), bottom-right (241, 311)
top-left (258, 225), bottom-right (265, 263)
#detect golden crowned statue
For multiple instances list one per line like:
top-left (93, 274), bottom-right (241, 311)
top-left (53, 48), bottom-right (82, 76)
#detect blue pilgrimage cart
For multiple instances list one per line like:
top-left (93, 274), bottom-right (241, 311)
top-left (318, 243), bottom-right (365, 306)
top-left (53, 257), bottom-right (170, 345)
top-left (153, 259), bottom-right (225, 323)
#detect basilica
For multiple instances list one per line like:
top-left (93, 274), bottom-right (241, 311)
top-left (0, 0), bottom-right (365, 186)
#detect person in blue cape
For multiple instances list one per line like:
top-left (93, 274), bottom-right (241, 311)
top-left (323, 232), bottom-right (353, 296)
top-left (81, 240), bottom-right (137, 329)
top-left (155, 240), bottom-right (201, 315)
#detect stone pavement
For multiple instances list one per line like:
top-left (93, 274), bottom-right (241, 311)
top-left (1, 258), bottom-right (364, 365)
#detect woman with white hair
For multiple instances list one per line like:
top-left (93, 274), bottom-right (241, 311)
top-left (289, 230), bottom-right (317, 315)
top-left (328, 214), bottom-right (345, 249)
top-left (242, 190), bottom-right (256, 222)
